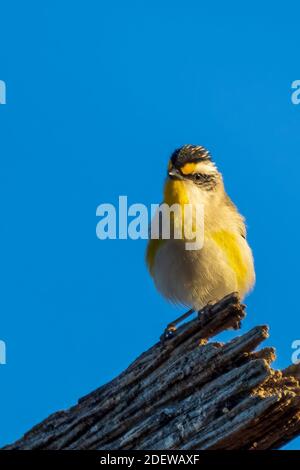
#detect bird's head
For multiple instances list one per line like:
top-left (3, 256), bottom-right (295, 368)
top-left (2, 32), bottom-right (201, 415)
top-left (167, 144), bottom-right (221, 192)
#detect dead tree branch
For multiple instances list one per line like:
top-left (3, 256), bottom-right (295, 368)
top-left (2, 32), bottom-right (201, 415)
top-left (4, 293), bottom-right (300, 450)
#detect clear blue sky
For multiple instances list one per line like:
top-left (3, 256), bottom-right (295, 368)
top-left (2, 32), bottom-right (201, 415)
top-left (0, 1), bottom-right (299, 449)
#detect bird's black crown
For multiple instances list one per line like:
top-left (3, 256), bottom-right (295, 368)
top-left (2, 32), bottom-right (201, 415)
top-left (170, 144), bottom-right (211, 168)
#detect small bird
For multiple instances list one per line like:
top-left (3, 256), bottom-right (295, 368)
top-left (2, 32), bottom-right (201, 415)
top-left (146, 144), bottom-right (255, 334)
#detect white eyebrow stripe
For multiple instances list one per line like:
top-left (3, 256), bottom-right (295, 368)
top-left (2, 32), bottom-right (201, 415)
top-left (193, 161), bottom-right (217, 174)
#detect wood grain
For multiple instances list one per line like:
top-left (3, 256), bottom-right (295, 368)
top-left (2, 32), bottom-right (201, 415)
top-left (4, 293), bottom-right (300, 450)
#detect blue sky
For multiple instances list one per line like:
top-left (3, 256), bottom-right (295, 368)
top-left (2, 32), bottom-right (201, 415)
top-left (0, 1), bottom-right (300, 449)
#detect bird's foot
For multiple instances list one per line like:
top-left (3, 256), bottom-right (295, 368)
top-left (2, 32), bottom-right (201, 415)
top-left (197, 300), bottom-right (215, 319)
top-left (161, 309), bottom-right (194, 342)
top-left (161, 324), bottom-right (177, 342)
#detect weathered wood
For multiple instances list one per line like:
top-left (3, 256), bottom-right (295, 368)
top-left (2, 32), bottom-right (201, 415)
top-left (4, 293), bottom-right (300, 450)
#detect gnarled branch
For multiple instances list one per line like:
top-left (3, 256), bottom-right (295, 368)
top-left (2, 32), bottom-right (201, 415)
top-left (4, 293), bottom-right (300, 450)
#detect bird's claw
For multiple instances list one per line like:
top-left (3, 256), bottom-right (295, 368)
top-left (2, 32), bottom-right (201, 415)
top-left (161, 324), bottom-right (177, 342)
top-left (197, 300), bottom-right (215, 319)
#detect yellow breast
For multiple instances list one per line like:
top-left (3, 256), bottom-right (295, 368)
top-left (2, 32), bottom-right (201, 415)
top-left (146, 179), bottom-right (189, 274)
top-left (164, 179), bottom-right (189, 206)
top-left (210, 230), bottom-right (249, 293)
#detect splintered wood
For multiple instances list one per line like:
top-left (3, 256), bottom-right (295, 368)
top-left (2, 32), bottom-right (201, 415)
top-left (4, 293), bottom-right (300, 450)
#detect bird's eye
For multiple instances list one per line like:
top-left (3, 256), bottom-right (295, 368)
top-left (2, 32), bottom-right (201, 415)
top-left (193, 173), bottom-right (202, 181)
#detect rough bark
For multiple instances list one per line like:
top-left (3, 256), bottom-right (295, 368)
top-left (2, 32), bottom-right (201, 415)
top-left (4, 293), bottom-right (300, 450)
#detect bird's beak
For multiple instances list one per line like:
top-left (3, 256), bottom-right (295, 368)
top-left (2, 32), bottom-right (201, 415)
top-left (168, 167), bottom-right (184, 180)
